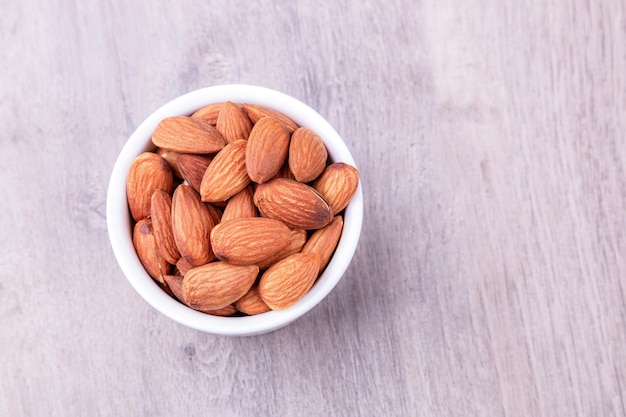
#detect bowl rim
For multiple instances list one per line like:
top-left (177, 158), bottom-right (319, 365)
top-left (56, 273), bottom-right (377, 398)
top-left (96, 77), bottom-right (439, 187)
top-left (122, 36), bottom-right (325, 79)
top-left (106, 84), bottom-right (363, 336)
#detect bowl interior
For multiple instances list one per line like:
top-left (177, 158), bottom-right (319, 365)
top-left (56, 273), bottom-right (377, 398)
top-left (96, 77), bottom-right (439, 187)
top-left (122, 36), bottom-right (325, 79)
top-left (107, 84), bottom-right (363, 335)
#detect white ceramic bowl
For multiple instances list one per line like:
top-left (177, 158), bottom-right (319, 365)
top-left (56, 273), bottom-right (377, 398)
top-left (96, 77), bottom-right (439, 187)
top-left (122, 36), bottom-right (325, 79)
top-left (106, 84), bottom-right (363, 336)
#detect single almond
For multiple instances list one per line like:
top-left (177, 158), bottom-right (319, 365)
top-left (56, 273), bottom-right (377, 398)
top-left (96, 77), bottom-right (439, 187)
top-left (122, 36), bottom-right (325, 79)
top-left (235, 286), bottom-right (271, 315)
top-left (182, 262), bottom-right (259, 311)
top-left (302, 215), bottom-right (343, 270)
top-left (191, 103), bottom-right (223, 125)
top-left (253, 178), bottom-right (333, 229)
top-left (257, 228), bottom-right (307, 270)
top-left (150, 190), bottom-right (180, 265)
top-left (242, 103), bottom-right (299, 134)
top-left (221, 186), bottom-right (256, 222)
top-left (210, 217), bottom-right (291, 266)
top-left (152, 116), bottom-right (225, 154)
top-left (200, 139), bottom-right (250, 202)
top-left (216, 101), bottom-right (253, 144)
top-left (176, 256), bottom-right (195, 276)
top-left (163, 275), bottom-right (184, 301)
top-left (259, 253), bottom-right (320, 310)
top-left (127, 152), bottom-right (174, 222)
top-left (204, 304), bottom-right (238, 316)
top-left (245, 117), bottom-right (290, 184)
top-left (313, 163), bottom-right (360, 215)
top-left (289, 127), bottom-right (327, 182)
top-left (172, 185), bottom-right (217, 266)
top-left (156, 148), bottom-right (183, 178)
top-left (133, 218), bottom-right (170, 283)
top-left (177, 154), bottom-right (212, 193)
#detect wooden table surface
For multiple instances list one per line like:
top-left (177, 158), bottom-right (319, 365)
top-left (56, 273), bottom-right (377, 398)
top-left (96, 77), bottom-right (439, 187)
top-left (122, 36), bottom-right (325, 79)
top-left (2, 1), bottom-right (625, 416)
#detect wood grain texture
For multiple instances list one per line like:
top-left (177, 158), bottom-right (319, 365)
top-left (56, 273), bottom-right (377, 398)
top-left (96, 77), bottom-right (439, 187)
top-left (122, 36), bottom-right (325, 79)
top-left (1, 0), bottom-right (625, 416)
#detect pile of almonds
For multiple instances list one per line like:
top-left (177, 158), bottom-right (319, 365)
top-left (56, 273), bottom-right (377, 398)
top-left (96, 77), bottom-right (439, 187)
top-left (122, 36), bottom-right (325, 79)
top-left (127, 102), bottom-right (359, 316)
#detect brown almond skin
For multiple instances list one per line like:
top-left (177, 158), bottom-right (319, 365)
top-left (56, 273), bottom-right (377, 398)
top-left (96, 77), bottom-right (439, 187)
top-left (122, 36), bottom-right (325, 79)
top-left (176, 257), bottom-right (195, 276)
top-left (204, 202), bottom-right (223, 225)
top-left (302, 215), bottom-right (343, 270)
top-left (210, 218), bottom-right (291, 266)
top-left (235, 286), bottom-right (271, 315)
top-left (150, 190), bottom-right (180, 265)
top-left (253, 178), bottom-right (333, 229)
top-left (211, 199), bottom-right (228, 208)
top-left (182, 262), bottom-right (259, 311)
top-left (133, 219), bottom-right (170, 284)
top-left (152, 116), bottom-right (225, 154)
top-left (177, 154), bottom-right (212, 193)
top-left (156, 148), bottom-right (183, 178)
top-left (257, 228), bottom-right (307, 270)
top-left (313, 163), bottom-right (360, 215)
top-left (163, 275), bottom-right (184, 301)
top-left (127, 152), bottom-right (174, 221)
top-left (245, 117), bottom-right (290, 184)
top-left (275, 161), bottom-right (296, 180)
top-left (170, 265), bottom-right (238, 315)
top-left (259, 253), bottom-right (320, 310)
top-left (289, 127), bottom-right (327, 183)
top-left (171, 185), bottom-right (217, 266)
top-left (221, 186), bottom-right (256, 222)
top-left (242, 104), bottom-right (299, 134)
top-left (191, 103), bottom-right (223, 126)
top-left (204, 304), bottom-right (238, 316)
top-left (200, 139), bottom-right (250, 202)
top-left (216, 101), bottom-right (253, 144)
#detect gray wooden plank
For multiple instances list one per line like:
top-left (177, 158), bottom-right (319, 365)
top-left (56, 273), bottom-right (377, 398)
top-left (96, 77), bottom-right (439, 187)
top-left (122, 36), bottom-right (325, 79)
top-left (1, 0), bottom-right (625, 416)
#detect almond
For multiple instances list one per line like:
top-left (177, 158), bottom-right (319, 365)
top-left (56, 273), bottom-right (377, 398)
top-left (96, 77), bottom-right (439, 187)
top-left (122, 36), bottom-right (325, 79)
top-left (210, 217), bottom-right (290, 265)
top-left (259, 253), bottom-right (320, 310)
top-left (221, 186), bottom-right (256, 222)
top-left (235, 286), bottom-right (270, 315)
top-left (172, 184), bottom-right (217, 266)
top-left (242, 103), bottom-right (299, 134)
top-left (127, 152), bottom-right (174, 221)
top-left (245, 117), bottom-right (290, 183)
top-left (150, 190), bottom-right (180, 264)
top-left (177, 154), bottom-right (212, 193)
top-left (313, 163), bottom-right (360, 215)
top-left (205, 304), bottom-right (238, 316)
top-left (289, 127), bottom-right (327, 182)
top-left (163, 275), bottom-right (184, 301)
top-left (176, 256), bottom-right (195, 276)
top-left (152, 116), bottom-right (225, 154)
top-left (253, 178), bottom-right (332, 229)
top-left (216, 101), bottom-right (253, 144)
top-left (204, 202), bottom-right (223, 225)
top-left (211, 199), bottom-right (228, 208)
top-left (156, 148), bottom-right (183, 178)
top-left (191, 103), bottom-right (223, 125)
top-left (182, 262), bottom-right (258, 311)
top-left (173, 268), bottom-right (238, 316)
top-left (159, 280), bottom-right (177, 299)
top-left (133, 218), bottom-right (170, 283)
top-left (302, 215), bottom-right (343, 270)
top-left (256, 228), bottom-right (307, 270)
top-left (200, 139), bottom-right (250, 202)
